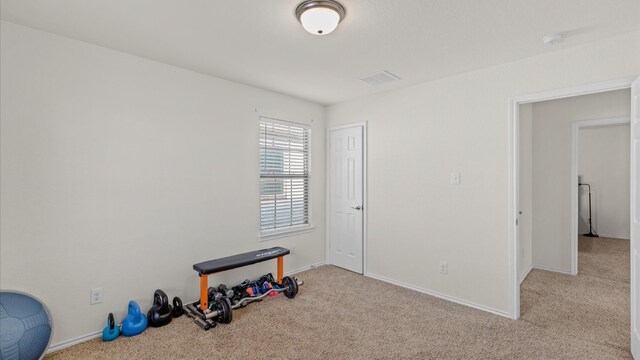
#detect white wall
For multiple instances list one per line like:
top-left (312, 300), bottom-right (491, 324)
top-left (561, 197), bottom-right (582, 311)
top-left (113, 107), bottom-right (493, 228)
top-left (578, 124), bottom-right (631, 239)
top-left (518, 104), bottom-right (533, 282)
top-left (0, 21), bottom-right (326, 346)
top-left (531, 90), bottom-right (630, 272)
top-left (327, 31), bottom-right (639, 315)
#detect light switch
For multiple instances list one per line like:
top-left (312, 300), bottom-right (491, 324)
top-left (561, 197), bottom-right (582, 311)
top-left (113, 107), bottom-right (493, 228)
top-left (450, 172), bottom-right (461, 185)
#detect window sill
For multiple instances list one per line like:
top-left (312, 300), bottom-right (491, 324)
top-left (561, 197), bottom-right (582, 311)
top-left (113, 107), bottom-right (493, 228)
top-left (259, 225), bottom-right (315, 241)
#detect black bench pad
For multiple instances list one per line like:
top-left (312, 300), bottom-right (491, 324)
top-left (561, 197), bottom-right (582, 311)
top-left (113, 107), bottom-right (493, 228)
top-left (193, 247), bottom-right (290, 276)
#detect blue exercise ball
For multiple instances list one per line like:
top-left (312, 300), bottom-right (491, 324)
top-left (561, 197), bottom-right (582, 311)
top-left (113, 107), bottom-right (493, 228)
top-left (0, 291), bottom-right (53, 360)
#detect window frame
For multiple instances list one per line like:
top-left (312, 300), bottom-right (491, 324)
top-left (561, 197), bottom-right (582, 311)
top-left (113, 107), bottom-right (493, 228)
top-left (258, 116), bottom-right (314, 241)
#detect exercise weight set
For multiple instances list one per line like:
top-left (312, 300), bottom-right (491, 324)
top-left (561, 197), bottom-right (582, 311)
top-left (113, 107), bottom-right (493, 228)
top-left (184, 247), bottom-right (303, 330)
top-left (98, 247), bottom-right (302, 341)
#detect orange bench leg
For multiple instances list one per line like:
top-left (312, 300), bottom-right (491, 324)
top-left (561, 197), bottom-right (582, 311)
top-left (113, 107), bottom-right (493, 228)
top-left (200, 275), bottom-right (208, 310)
top-left (277, 256), bottom-right (284, 283)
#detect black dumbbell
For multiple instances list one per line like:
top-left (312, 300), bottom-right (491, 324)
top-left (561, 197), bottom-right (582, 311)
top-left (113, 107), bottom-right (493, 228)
top-left (217, 284), bottom-right (234, 299)
top-left (208, 287), bottom-right (223, 302)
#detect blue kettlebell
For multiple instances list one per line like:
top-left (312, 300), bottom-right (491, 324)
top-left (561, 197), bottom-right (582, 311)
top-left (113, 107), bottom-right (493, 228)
top-left (102, 313), bottom-right (120, 341)
top-left (121, 300), bottom-right (147, 337)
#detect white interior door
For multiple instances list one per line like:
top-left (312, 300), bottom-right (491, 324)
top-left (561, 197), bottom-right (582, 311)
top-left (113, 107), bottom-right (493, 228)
top-left (328, 125), bottom-right (364, 273)
top-left (631, 76), bottom-right (640, 359)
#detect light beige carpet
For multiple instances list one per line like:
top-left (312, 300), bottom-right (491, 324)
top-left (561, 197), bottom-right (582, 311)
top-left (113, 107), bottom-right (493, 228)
top-left (47, 236), bottom-right (630, 359)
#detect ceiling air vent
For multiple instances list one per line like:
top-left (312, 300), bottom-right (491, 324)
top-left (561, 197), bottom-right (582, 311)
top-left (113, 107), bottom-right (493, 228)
top-left (359, 71), bottom-right (401, 86)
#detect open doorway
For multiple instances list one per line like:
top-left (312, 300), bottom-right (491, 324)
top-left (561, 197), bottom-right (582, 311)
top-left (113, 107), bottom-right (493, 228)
top-left (509, 78), bottom-right (639, 356)
top-left (518, 90), bottom-right (630, 278)
top-left (574, 119), bottom-right (630, 280)
top-left (509, 79), bottom-right (636, 312)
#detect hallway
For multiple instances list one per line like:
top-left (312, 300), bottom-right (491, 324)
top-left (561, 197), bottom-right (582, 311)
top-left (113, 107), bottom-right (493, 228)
top-left (521, 236), bottom-right (630, 358)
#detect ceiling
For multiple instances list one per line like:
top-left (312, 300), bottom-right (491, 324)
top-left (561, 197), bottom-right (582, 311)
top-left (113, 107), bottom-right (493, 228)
top-left (1, 0), bottom-right (638, 105)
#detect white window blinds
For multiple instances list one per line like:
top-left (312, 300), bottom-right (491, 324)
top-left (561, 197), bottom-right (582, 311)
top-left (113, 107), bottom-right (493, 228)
top-left (259, 118), bottom-right (311, 232)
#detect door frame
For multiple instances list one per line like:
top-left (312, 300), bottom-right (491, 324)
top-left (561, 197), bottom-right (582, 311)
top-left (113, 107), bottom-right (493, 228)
top-left (507, 76), bottom-right (636, 319)
top-left (570, 116), bottom-right (631, 274)
top-left (326, 122), bottom-right (368, 275)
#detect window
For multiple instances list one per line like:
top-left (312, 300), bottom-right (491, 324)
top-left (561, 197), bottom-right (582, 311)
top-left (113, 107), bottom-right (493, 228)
top-left (259, 117), bottom-right (311, 237)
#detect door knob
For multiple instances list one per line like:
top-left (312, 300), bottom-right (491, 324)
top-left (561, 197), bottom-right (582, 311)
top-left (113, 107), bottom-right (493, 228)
top-left (352, 206), bottom-right (363, 210)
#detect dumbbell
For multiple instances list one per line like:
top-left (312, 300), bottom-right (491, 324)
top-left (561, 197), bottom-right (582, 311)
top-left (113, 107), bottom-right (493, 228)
top-left (281, 276), bottom-right (300, 299)
top-left (245, 285), bottom-right (260, 297)
top-left (208, 287), bottom-right (223, 302)
top-left (217, 284), bottom-right (234, 299)
top-left (230, 286), bottom-right (247, 306)
top-left (259, 281), bottom-right (272, 294)
top-left (257, 273), bottom-right (275, 286)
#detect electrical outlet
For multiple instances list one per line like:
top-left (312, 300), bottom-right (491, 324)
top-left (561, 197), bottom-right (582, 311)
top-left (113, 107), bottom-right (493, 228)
top-left (439, 261), bottom-right (448, 275)
top-left (90, 288), bottom-right (103, 305)
top-left (291, 245), bottom-right (297, 255)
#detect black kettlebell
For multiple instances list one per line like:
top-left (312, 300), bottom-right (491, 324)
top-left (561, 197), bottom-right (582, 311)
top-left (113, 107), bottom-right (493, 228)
top-left (171, 297), bottom-right (184, 318)
top-left (147, 289), bottom-right (173, 327)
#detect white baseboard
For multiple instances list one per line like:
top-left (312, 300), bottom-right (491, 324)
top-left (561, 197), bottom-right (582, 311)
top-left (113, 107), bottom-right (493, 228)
top-left (532, 264), bottom-right (573, 275)
top-left (364, 272), bottom-right (511, 319)
top-left (285, 261), bottom-right (326, 276)
top-left (596, 234), bottom-right (630, 240)
top-left (519, 265), bottom-right (533, 284)
top-left (45, 260), bottom-right (326, 354)
top-left (47, 330), bottom-right (101, 354)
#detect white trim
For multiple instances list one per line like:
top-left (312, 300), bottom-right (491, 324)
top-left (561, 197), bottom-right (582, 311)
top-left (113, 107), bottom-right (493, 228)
top-left (363, 124), bottom-right (368, 275)
top-left (325, 122), bottom-right (368, 275)
top-left (519, 265), bottom-right (533, 284)
top-left (630, 77), bottom-right (640, 358)
top-left (365, 272), bottom-right (511, 318)
top-left (259, 225), bottom-right (315, 241)
top-left (596, 234), bottom-right (630, 240)
top-left (47, 331), bottom-right (101, 354)
top-left (508, 77), bottom-right (636, 320)
top-left (571, 116), bottom-right (630, 274)
top-left (326, 122), bottom-right (368, 131)
top-left (285, 261), bottom-right (326, 276)
top-left (258, 115), bottom-right (311, 129)
top-left (512, 77), bottom-right (636, 104)
top-left (571, 116), bottom-right (631, 128)
top-left (508, 96), bottom-right (520, 320)
top-left (532, 264), bottom-right (574, 275)
top-left (325, 126), bottom-right (330, 269)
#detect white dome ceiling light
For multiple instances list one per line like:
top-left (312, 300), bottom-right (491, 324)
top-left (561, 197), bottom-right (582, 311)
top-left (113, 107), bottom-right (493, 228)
top-left (296, 0), bottom-right (346, 36)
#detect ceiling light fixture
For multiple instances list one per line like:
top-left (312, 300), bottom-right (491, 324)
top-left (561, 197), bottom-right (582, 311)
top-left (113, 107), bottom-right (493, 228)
top-left (296, 0), bottom-right (345, 36)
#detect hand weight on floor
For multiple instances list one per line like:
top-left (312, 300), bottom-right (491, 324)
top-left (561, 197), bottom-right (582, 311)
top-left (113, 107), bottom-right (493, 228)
top-left (147, 289), bottom-right (173, 327)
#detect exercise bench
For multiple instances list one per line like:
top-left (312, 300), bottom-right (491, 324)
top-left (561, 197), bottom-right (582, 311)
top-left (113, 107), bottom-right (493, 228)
top-left (185, 246), bottom-right (302, 330)
top-left (193, 246), bottom-right (289, 310)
